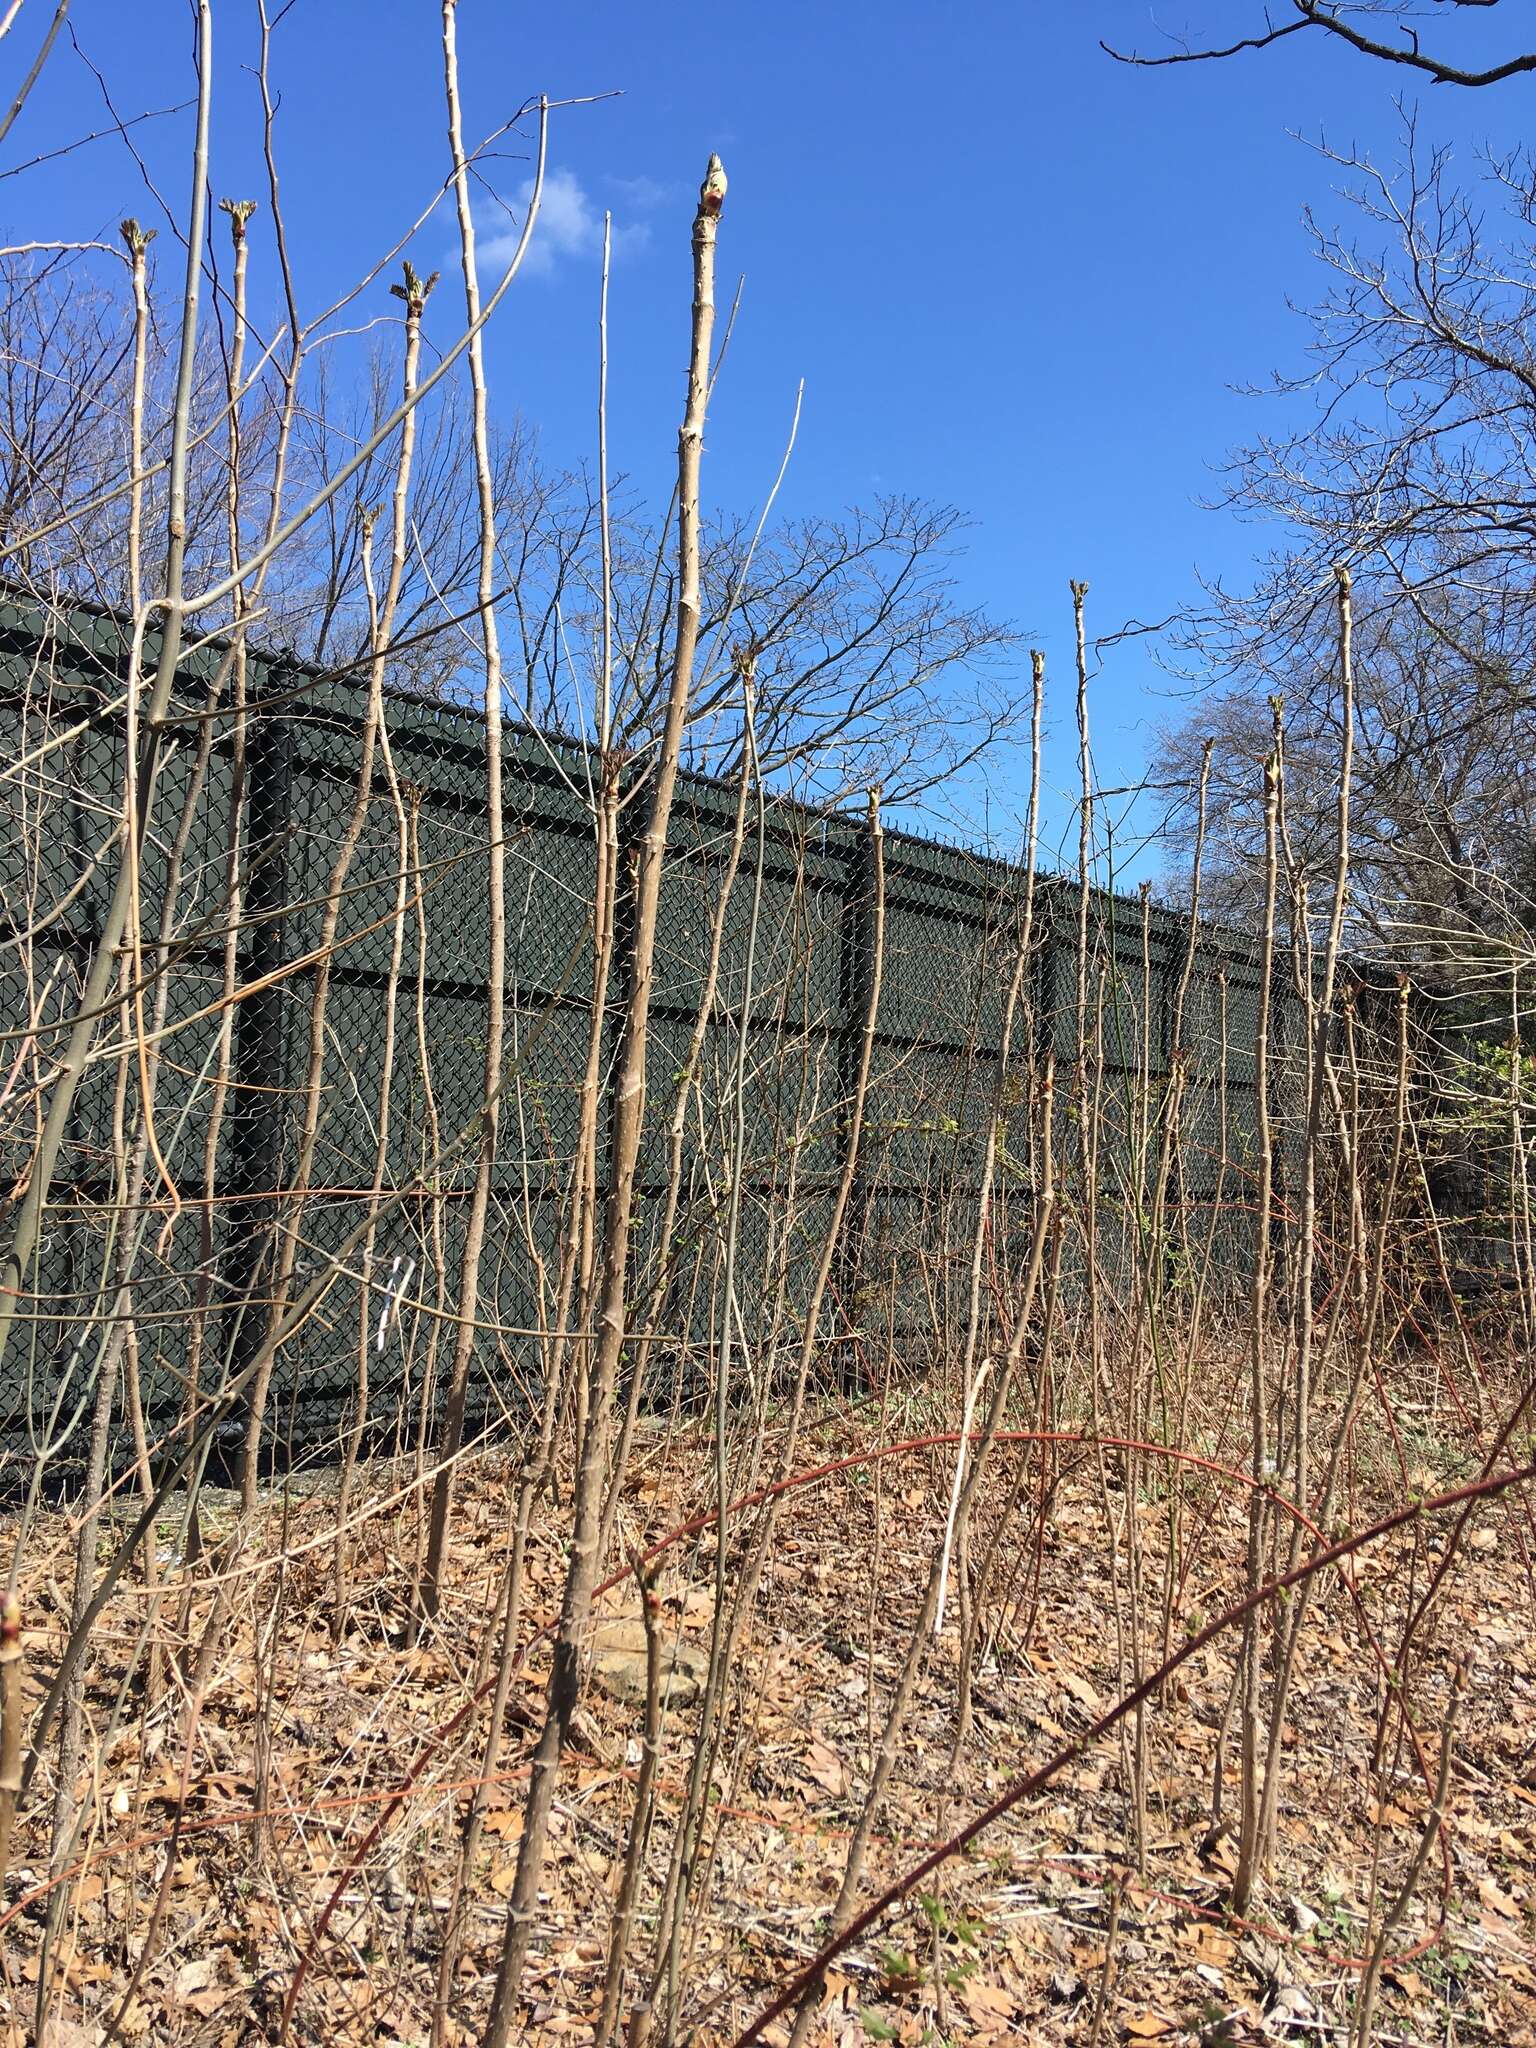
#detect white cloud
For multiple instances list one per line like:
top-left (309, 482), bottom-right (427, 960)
top-left (478, 168), bottom-right (650, 280)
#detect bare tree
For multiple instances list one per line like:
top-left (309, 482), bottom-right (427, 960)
top-left (490, 478), bottom-right (1016, 805)
top-left (1156, 134), bottom-right (1536, 976)
top-left (0, 249), bottom-right (1014, 807)
top-left (1159, 583), bottom-right (1536, 965)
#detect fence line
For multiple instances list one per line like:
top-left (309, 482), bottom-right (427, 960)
top-left (1, 594), bottom-right (1306, 1476)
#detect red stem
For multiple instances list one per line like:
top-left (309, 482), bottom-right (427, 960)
top-left (279, 1424), bottom-right (1453, 2032)
top-left (730, 1457), bottom-right (1535, 2047)
top-left (279, 1427), bottom-right (1317, 2032)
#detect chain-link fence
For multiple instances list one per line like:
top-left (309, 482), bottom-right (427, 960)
top-left (1, 594), bottom-right (1309, 1479)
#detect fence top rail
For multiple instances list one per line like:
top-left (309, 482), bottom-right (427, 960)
top-left (0, 582), bottom-right (1291, 976)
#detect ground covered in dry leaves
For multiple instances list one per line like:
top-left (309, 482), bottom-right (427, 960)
top-left (3, 1409), bottom-right (1534, 2047)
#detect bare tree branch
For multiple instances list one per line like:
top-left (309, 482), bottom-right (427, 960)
top-left (1105, 1), bottom-right (1536, 89)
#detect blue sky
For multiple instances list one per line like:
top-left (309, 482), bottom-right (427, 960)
top-left (5, 1), bottom-right (1532, 874)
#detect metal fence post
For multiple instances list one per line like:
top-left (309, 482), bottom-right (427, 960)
top-left (601, 768), bottom-right (642, 1204)
top-left (224, 667), bottom-right (295, 1434)
top-left (832, 812), bottom-right (878, 1374)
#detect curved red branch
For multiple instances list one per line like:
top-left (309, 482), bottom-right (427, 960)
top-left (279, 1425), bottom-right (1443, 2033)
top-left (731, 1458), bottom-right (1535, 2046)
top-left (279, 1427), bottom-right (1318, 2032)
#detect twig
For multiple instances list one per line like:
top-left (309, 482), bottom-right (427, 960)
top-left (0, 1597), bottom-right (22, 1887)
top-left (1354, 1661), bottom-right (1467, 2048)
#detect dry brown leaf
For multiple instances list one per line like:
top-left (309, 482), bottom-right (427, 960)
top-left (1060, 1668), bottom-right (1103, 1713)
top-left (174, 1957), bottom-right (216, 2000)
top-left (1179, 1923), bottom-right (1236, 1966)
top-left (1122, 2011), bottom-right (1177, 2040)
top-left (804, 1736), bottom-right (848, 1796)
top-left (962, 1980), bottom-right (1017, 2020)
top-left (1367, 1799), bottom-right (1415, 1827)
top-left (1479, 1875), bottom-right (1521, 1919)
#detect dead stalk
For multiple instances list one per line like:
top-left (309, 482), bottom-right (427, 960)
top-left (597, 1557), bottom-right (666, 2048)
top-left (239, 265), bottom-right (432, 1504)
top-left (28, 22), bottom-right (214, 2030)
top-left (418, 0), bottom-right (527, 1623)
top-left (335, 281), bottom-right (434, 1628)
top-left (783, 1062), bottom-right (1057, 2047)
top-left (1354, 1662), bottom-right (1466, 2048)
top-left (0, 1596), bottom-right (21, 1888)
top-left (1232, 697), bottom-right (1283, 1917)
top-left (480, 154), bottom-right (729, 2047)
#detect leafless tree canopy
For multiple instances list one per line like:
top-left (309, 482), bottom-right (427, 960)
top-left (1160, 585), bottom-right (1536, 965)
top-left (1154, 126), bottom-right (1536, 977)
top-left (498, 485), bottom-right (1015, 800)
top-left (0, 246), bottom-right (1014, 806)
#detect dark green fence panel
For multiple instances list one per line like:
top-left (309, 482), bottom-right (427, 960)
top-left (0, 597), bottom-right (1305, 1475)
